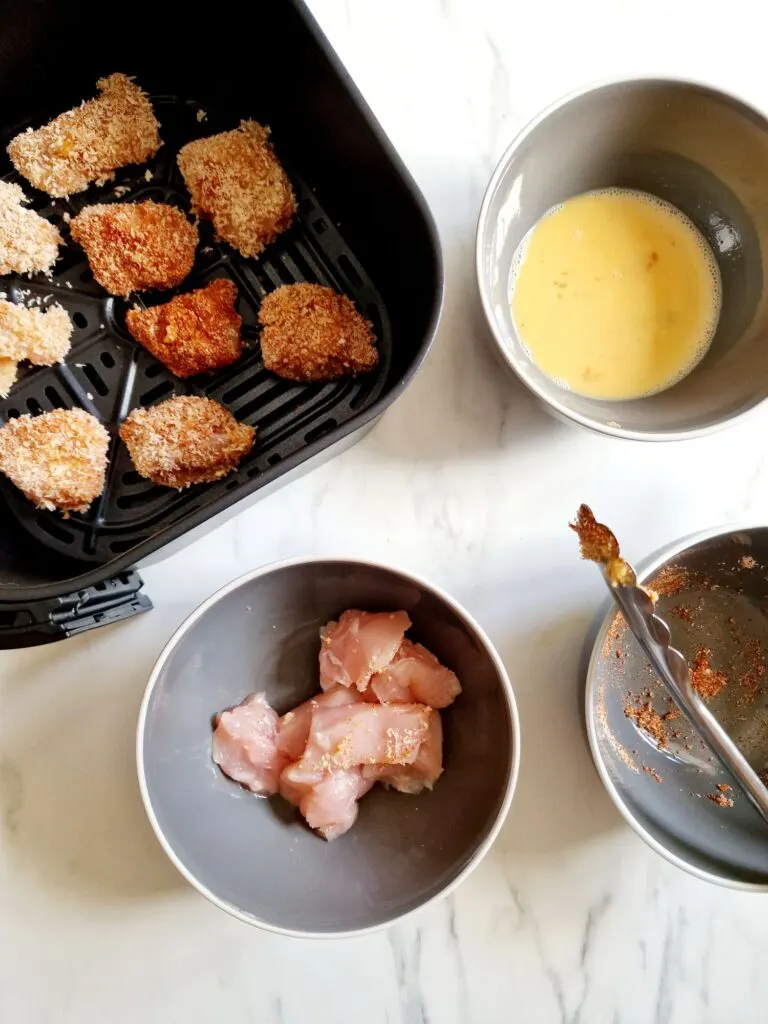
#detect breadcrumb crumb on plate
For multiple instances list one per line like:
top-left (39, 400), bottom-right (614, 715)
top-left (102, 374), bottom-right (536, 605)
top-left (0, 300), bottom-right (72, 364)
top-left (7, 73), bottom-right (161, 198)
top-left (0, 180), bottom-right (62, 276)
top-left (0, 408), bottom-right (109, 512)
top-left (177, 120), bottom-right (296, 258)
top-left (70, 201), bottom-right (197, 297)
top-left (125, 278), bottom-right (243, 378)
top-left (119, 395), bottom-right (255, 489)
top-left (258, 283), bottom-right (378, 381)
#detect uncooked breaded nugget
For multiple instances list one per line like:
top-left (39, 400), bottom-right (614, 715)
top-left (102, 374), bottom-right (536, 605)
top-left (7, 73), bottom-right (161, 198)
top-left (125, 279), bottom-right (243, 378)
top-left (70, 201), bottom-right (197, 297)
top-left (119, 396), bottom-right (255, 489)
top-left (0, 301), bottom-right (72, 364)
top-left (258, 283), bottom-right (378, 381)
top-left (0, 359), bottom-right (17, 397)
top-left (177, 121), bottom-right (296, 258)
top-left (0, 180), bottom-right (62, 276)
top-left (0, 408), bottom-right (109, 512)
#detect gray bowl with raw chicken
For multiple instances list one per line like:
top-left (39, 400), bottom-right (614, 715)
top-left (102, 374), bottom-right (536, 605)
top-left (136, 557), bottom-right (520, 937)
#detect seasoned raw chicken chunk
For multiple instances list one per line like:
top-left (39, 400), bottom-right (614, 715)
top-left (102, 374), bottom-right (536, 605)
top-left (364, 712), bottom-right (443, 794)
top-left (212, 692), bottom-right (285, 796)
top-left (319, 609), bottom-right (411, 692)
top-left (370, 639), bottom-right (462, 709)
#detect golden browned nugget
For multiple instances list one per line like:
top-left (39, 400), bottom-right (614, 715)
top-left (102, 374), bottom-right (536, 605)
top-left (120, 396), bottom-right (255, 489)
top-left (7, 73), bottom-right (161, 197)
top-left (0, 180), bottom-right (62, 276)
top-left (126, 279), bottom-right (243, 378)
top-left (0, 301), bottom-right (72, 364)
top-left (70, 201), bottom-right (197, 297)
top-left (177, 121), bottom-right (296, 258)
top-left (0, 408), bottom-right (109, 512)
top-left (258, 283), bottom-right (378, 381)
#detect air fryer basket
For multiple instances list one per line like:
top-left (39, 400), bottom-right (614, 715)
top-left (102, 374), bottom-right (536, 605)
top-left (0, 0), bottom-right (442, 646)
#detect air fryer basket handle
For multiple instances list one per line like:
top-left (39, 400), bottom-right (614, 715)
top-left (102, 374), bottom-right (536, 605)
top-left (0, 570), bottom-right (152, 648)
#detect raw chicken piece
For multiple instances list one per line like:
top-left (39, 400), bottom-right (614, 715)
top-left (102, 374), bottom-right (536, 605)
top-left (212, 692), bottom-right (284, 796)
top-left (319, 609), bottom-right (411, 692)
top-left (281, 765), bottom-right (374, 841)
top-left (277, 685), bottom-right (363, 761)
top-left (301, 702), bottom-right (432, 772)
top-left (370, 639), bottom-right (462, 709)
top-left (364, 712), bottom-right (444, 795)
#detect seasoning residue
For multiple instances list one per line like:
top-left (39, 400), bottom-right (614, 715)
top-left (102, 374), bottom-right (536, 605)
top-left (690, 648), bottom-right (728, 701)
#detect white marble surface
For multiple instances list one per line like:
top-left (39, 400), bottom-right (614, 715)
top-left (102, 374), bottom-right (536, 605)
top-left (4, 1), bottom-right (768, 1021)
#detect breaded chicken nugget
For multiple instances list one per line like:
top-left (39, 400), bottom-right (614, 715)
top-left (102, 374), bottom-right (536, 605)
top-left (0, 359), bottom-right (17, 397)
top-left (177, 121), bottom-right (296, 258)
top-left (0, 408), bottom-right (109, 512)
top-left (125, 279), bottom-right (242, 378)
top-left (119, 396), bottom-right (255, 489)
top-left (7, 73), bottom-right (161, 198)
top-left (0, 180), bottom-right (62, 276)
top-left (258, 283), bottom-right (378, 381)
top-left (0, 301), bottom-right (72, 364)
top-left (70, 201), bottom-right (197, 297)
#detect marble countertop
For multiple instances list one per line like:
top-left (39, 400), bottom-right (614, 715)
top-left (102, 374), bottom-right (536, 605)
top-left (4, 1), bottom-right (768, 1021)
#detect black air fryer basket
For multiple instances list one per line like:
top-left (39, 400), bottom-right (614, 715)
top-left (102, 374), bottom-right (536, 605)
top-left (0, 0), bottom-right (442, 647)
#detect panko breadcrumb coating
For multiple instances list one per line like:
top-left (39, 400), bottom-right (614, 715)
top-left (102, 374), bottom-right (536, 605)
top-left (0, 408), bottom-right (109, 512)
top-left (70, 201), bottom-right (197, 297)
top-left (0, 359), bottom-right (17, 397)
top-left (258, 283), bottom-right (378, 381)
top-left (7, 74), bottom-right (161, 198)
top-left (177, 121), bottom-right (296, 258)
top-left (119, 396), bottom-right (255, 489)
top-left (0, 180), bottom-right (62, 276)
top-left (0, 301), bottom-right (72, 364)
top-left (126, 279), bottom-right (243, 378)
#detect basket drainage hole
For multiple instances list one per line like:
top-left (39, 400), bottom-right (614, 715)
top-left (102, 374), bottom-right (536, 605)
top-left (100, 351), bottom-right (116, 368)
top-left (337, 254), bottom-right (362, 287)
top-left (267, 454), bottom-right (282, 466)
top-left (73, 312), bottom-right (88, 329)
top-left (144, 362), bottom-right (165, 379)
top-left (304, 419), bottom-right (337, 444)
top-left (313, 218), bottom-right (327, 235)
top-left (44, 386), bottom-right (66, 409)
top-left (83, 364), bottom-right (109, 397)
top-left (80, 269), bottom-right (94, 283)
top-left (26, 397), bottom-right (42, 414)
top-left (141, 381), bottom-right (175, 405)
top-left (39, 516), bottom-right (75, 544)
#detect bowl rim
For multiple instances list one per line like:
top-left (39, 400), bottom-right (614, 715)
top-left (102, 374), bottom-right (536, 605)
top-left (585, 520), bottom-right (768, 891)
top-left (475, 74), bottom-right (768, 443)
top-left (136, 554), bottom-right (522, 937)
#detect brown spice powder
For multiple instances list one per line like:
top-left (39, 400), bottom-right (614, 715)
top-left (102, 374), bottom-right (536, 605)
top-left (707, 791), bottom-right (734, 808)
top-left (624, 700), bottom-right (667, 748)
top-left (648, 564), bottom-right (691, 597)
top-left (689, 648), bottom-right (728, 701)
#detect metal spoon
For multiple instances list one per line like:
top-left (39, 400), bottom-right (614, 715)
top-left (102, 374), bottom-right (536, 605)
top-left (572, 505), bottom-right (768, 825)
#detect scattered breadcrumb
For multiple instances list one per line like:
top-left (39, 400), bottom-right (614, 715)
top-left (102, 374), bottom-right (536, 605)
top-left (0, 359), bottom-right (17, 397)
top-left (196, 109), bottom-right (207, 123)
top-left (70, 201), bottom-right (197, 296)
top-left (7, 73), bottom-right (161, 197)
top-left (62, 211), bottom-right (71, 223)
top-left (258, 283), bottom-right (378, 381)
top-left (177, 120), bottom-right (295, 257)
top-left (0, 408), bottom-right (109, 512)
top-left (707, 791), bottom-right (734, 808)
top-left (126, 278), bottom-right (242, 378)
top-left (0, 180), bottom-right (62, 276)
top-left (624, 700), bottom-right (667, 748)
top-left (690, 648), bottom-right (728, 701)
top-left (113, 185), bottom-right (131, 197)
top-left (144, 169), bottom-right (153, 182)
top-left (740, 554), bottom-right (757, 569)
top-left (119, 395), bottom-right (255, 489)
top-left (0, 300), bottom-right (72, 364)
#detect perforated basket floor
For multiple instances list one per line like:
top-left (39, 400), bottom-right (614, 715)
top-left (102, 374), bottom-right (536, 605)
top-left (0, 96), bottom-right (391, 564)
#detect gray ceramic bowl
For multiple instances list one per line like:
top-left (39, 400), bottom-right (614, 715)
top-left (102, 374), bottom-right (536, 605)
top-left (137, 558), bottom-right (520, 936)
top-left (476, 78), bottom-right (768, 440)
top-left (586, 525), bottom-right (768, 889)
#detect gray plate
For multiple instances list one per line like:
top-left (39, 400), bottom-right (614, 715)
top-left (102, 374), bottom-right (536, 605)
top-left (137, 558), bottom-right (520, 936)
top-left (586, 526), bottom-right (768, 888)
